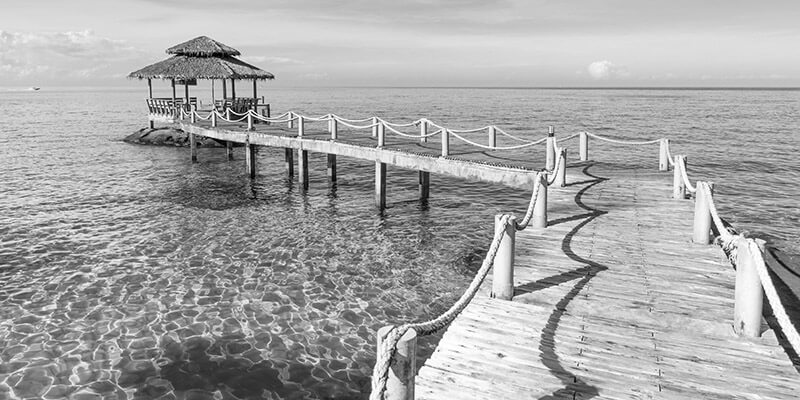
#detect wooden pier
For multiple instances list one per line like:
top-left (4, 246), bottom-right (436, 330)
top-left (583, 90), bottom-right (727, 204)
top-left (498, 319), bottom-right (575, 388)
top-left (163, 108), bottom-right (799, 399)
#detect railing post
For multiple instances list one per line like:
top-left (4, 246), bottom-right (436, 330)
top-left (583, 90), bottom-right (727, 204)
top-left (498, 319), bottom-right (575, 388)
top-left (372, 117), bottom-right (378, 138)
top-left (288, 111), bottom-right (294, 129)
top-left (533, 174), bottom-right (548, 228)
top-left (579, 132), bottom-right (588, 161)
top-left (211, 111), bottom-right (217, 128)
top-left (376, 326), bottom-right (417, 400)
top-left (489, 126), bottom-right (497, 149)
top-left (297, 115), bottom-right (305, 137)
top-left (545, 126), bottom-right (555, 170)
top-left (672, 155), bottom-right (686, 199)
top-left (265, 104), bottom-right (271, 125)
top-left (190, 109), bottom-right (196, 124)
top-left (226, 107), bottom-right (231, 121)
top-left (441, 129), bottom-right (449, 157)
top-left (734, 238), bottom-right (764, 338)
top-left (555, 148), bottom-right (567, 187)
top-left (330, 118), bottom-right (338, 140)
top-left (659, 138), bottom-right (669, 171)
top-left (419, 119), bottom-right (428, 143)
top-left (377, 121), bottom-right (385, 147)
top-left (692, 181), bottom-right (713, 244)
top-left (247, 111), bottom-right (253, 131)
top-left (491, 214), bottom-right (516, 300)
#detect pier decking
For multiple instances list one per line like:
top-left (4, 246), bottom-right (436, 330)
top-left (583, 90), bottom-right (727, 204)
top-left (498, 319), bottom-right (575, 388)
top-left (170, 109), bottom-right (800, 399)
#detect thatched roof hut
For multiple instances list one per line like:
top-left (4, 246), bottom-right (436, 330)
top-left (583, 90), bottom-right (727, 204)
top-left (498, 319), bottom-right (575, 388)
top-left (129, 36), bottom-right (274, 127)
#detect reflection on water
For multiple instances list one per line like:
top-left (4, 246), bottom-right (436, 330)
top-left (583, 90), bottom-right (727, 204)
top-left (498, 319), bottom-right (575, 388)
top-left (0, 88), bottom-right (798, 399)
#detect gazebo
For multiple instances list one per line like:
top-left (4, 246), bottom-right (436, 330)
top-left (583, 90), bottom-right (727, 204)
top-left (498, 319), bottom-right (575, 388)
top-left (128, 36), bottom-right (275, 127)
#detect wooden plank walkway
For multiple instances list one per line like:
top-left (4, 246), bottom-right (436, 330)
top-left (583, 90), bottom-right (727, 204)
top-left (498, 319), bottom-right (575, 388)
top-left (415, 164), bottom-right (800, 400)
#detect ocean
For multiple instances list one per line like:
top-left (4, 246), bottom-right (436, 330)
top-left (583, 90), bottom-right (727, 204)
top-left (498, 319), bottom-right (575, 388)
top-left (0, 87), bottom-right (798, 399)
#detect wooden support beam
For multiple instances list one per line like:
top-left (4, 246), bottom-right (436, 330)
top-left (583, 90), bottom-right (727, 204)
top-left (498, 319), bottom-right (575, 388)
top-left (298, 149), bottom-right (309, 190)
top-left (419, 171), bottom-right (430, 201)
top-left (375, 161), bottom-right (386, 209)
top-left (189, 133), bottom-right (197, 163)
top-left (231, 79), bottom-right (236, 100)
top-left (285, 148), bottom-right (294, 179)
top-left (222, 79), bottom-right (227, 100)
top-left (245, 141), bottom-right (256, 179)
top-left (226, 141), bottom-right (234, 161)
top-left (327, 154), bottom-right (337, 183)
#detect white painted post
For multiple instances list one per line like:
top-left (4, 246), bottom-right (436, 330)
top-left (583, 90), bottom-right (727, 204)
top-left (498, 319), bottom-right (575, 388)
top-left (659, 139), bottom-right (669, 171)
top-left (489, 126), bottom-right (497, 149)
top-left (492, 215), bottom-right (516, 301)
top-left (372, 117), bottom-right (378, 138)
top-left (190, 109), bottom-right (197, 124)
top-left (376, 326), bottom-right (417, 400)
top-left (330, 118), bottom-right (338, 140)
top-left (672, 155), bottom-right (687, 199)
top-left (441, 129), bottom-right (450, 157)
top-left (533, 174), bottom-right (548, 228)
top-left (419, 119), bottom-right (428, 143)
top-left (226, 107), bottom-right (231, 121)
top-left (692, 181), bottom-right (713, 244)
top-left (579, 132), bottom-right (588, 161)
top-left (545, 126), bottom-right (555, 170)
top-left (247, 112), bottom-right (253, 131)
top-left (211, 111), bottom-right (217, 127)
top-left (377, 121), bottom-right (385, 147)
top-left (555, 148), bottom-right (567, 187)
top-left (733, 238), bottom-right (764, 338)
top-left (297, 116), bottom-right (305, 137)
top-left (288, 112), bottom-right (294, 129)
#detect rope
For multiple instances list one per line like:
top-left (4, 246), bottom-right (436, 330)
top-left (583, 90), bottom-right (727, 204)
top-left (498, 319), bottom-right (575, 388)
top-left (679, 157), bottom-right (698, 193)
top-left (585, 132), bottom-right (663, 145)
top-left (449, 130), bottom-right (542, 150)
top-left (336, 118), bottom-right (380, 130)
top-left (380, 118), bottom-right (423, 128)
top-left (515, 172), bottom-right (545, 230)
top-left (546, 145), bottom-right (563, 186)
top-left (330, 114), bottom-right (374, 123)
top-left (382, 122), bottom-right (441, 138)
top-left (557, 133), bottom-right (580, 143)
top-left (495, 127), bottom-right (545, 144)
top-left (449, 126), bottom-right (492, 134)
top-left (701, 182), bottom-right (733, 242)
top-left (665, 140), bottom-right (676, 166)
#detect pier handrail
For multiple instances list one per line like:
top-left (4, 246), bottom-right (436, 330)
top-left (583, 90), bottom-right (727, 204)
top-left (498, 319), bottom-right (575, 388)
top-left (585, 131), bottom-right (663, 145)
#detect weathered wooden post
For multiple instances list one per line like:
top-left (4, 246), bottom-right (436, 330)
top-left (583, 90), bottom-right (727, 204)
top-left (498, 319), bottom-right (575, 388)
top-left (226, 141), bottom-right (234, 161)
top-left (376, 161), bottom-right (387, 209)
top-left (672, 155), bottom-right (686, 199)
top-left (555, 148), bottom-right (567, 187)
top-left (285, 148), bottom-right (294, 178)
top-left (377, 121), bottom-right (385, 147)
top-left (298, 148), bottom-right (309, 190)
top-left (419, 119), bottom-right (428, 143)
top-left (376, 326), bottom-right (417, 400)
top-left (491, 214), bottom-right (516, 300)
top-left (327, 154), bottom-right (337, 184)
top-left (189, 133), bottom-right (197, 163)
top-left (441, 129), bottom-right (450, 157)
top-left (297, 115), bottom-right (305, 137)
top-left (372, 117), bottom-right (378, 138)
top-left (419, 171), bottom-right (430, 201)
top-left (579, 132), bottom-right (588, 161)
top-left (489, 126), bottom-right (497, 149)
top-left (692, 181), bottom-right (713, 244)
top-left (659, 138), bottom-right (670, 171)
top-left (245, 140), bottom-right (256, 179)
top-left (147, 78), bottom-right (154, 129)
top-left (533, 174), bottom-right (548, 228)
top-left (288, 112), bottom-right (294, 129)
top-left (265, 104), bottom-right (271, 125)
top-left (733, 238), bottom-right (764, 338)
top-left (545, 126), bottom-right (555, 170)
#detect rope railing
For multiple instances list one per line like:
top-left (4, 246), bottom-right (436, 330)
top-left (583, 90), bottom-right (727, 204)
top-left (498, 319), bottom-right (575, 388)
top-left (678, 157), bottom-right (698, 193)
top-left (585, 131), bottom-right (663, 145)
top-left (448, 130), bottom-right (541, 151)
top-left (495, 127), bottom-right (543, 144)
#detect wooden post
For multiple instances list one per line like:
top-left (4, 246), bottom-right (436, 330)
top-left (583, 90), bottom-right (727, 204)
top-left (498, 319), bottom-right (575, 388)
top-left (288, 112), bottom-right (294, 129)
top-left (222, 79), bottom-right (227, 101)
top-left (693, 181), bottom-right (713, 244)
top-left (489, 126), bottom-right (496, 149)
top-left (491, 214), bottom-right (516, 300)
top-left (226, 107), bottom-right (231, 121)
top-left (533, 174), bottom-right (548, 228)
top-left (211, 111), bottom-right (217, 127)
top-left (147, 79), bottom-right (154, 129)
top-left (247, 112), bottom-right (253, 131)
top-left (190, 109), bottom-right (196, 124)
top-left (555, 148), bottom-right (567, 187)
top-left (189, 133), bottom-right (197, 163)
top-left (252, 79), bottom-right (257, 114)
top-left (330, 118), bottom-right (338, 140)
top-left (231, 79), bottom-right (236, 100)
top-left (659, 138), bottom-right (669, 171)
top-left (184, 83), bottom-right (190, 113)
top-left (372, 117), bottom-right (378, 138)
top-left (546, 126), bottom-right (555, 170)
top-left (419, 119), bottom-right (428, 143)
top-left (375, 161), bottom-right (386, 209)
top-left (377, 121), bottom-right (385, 147)
top-left (298, 149), bottom-right (309, 190)
top-left (245, 140), bottom-right (256, 179)
top-left (579, 132), bottom-right (588, 161)
top-left (327, 154), bottom-right (337, 183)
top-left (226, 141), bottom-right (234, 161)
top-left (265, 104), bottom-right (271, 125)
top-left (672, 155), bottom-right (687, 199)
top-left (297, 115), bottom-right (305, 137)
top-left (285, 148), bottom-right (294, 178)
top-left (376, 326), bottom-right (417, 400)
top-left (734, 237), bottom-right (764, 338)
top-left (171, 79), bottom-right (176, 118)
top-left (419, 171), bottom-right (430, 201)
top-left (441, 129), bottom-right (449, 157)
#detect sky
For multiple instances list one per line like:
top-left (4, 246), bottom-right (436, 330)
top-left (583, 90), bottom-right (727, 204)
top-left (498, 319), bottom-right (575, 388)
top-left (1, 0), bottom-right (799, 87)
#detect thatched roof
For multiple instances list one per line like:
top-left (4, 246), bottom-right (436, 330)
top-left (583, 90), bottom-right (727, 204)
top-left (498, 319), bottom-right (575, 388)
top-left (166, 36), bottom-right (240, 57)
top-left (128, 55), bottom-right (275, 80)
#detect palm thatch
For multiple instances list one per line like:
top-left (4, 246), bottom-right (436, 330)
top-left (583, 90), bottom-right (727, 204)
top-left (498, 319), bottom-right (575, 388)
top-left (128, 55), bottom-right (274, 80)
top-left (166, 36), bottom-right (240, 57)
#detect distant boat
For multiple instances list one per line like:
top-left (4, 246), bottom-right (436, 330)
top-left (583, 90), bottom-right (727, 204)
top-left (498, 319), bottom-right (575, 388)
top-left (29, 87), bottom-right (40, 91)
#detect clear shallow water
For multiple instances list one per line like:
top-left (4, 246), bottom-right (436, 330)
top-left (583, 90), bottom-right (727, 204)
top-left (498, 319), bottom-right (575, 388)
top-left (0, 87), bottom-right (798, 399)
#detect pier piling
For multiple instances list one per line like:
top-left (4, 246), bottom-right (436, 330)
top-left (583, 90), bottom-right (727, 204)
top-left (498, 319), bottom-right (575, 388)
top-left (692, 181), bottom-right (713, 244)
top-left (555, 148), bottom-right (567, 187)
top-left (672, 155), bottom-right (686, 199)
top-left (492, 215), bottom-right (516, 300)
top-left (376, 162), bottom-right (386, 209)
top-left (327, 154), bottom-right (337, 183)
top-left (546, 126), bottom-right (555, 170)
top-left (659, 139), bottom-right (670, 171)
top-left (377, 326), bottom-right (417, 400)
top-left (419, 171), bottom-right (430, 201)
top-left (226, 141), bottom-right (234, 161)
top-left (733, 237), bottom-right (765, 338)
top-left (189, 133), bottom-right (197, 163)
top-left (245, 140), bottom-right (256, 178)
top-left (298, 149), bottom-right (309, 190)
top-left (284, 148), bottom-right (294, 178)
top-left (533, 174), bottom-right (548, 228)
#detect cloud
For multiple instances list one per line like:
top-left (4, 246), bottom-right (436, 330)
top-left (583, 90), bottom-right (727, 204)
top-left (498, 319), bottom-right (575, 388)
top-left (0, 30), bottom-right (141, 83)
top-left (587, 60), bottom-right (629, 80)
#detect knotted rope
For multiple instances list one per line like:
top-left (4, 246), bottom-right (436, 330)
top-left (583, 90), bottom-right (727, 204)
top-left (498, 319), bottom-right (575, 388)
top-left (679, 157), bottom-right (698, 193)
top-left (585, 132), bottom-right (663, 145)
